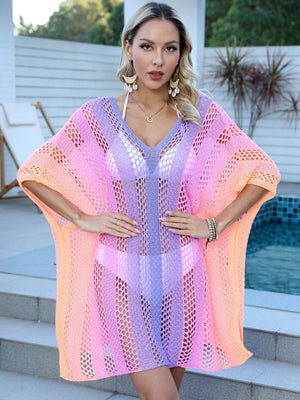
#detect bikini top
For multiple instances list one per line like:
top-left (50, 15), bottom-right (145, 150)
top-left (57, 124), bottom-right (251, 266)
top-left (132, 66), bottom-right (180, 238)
top-left (122, 91), bottom-right (181, 120)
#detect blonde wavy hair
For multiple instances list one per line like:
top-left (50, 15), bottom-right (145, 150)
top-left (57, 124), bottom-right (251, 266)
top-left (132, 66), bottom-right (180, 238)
top-left (117, 2), bottom-right (201, 127)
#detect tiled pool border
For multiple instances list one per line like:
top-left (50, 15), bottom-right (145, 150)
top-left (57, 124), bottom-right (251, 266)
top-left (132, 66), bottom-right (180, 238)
top-left (253, 195), bottom-right (300, 228)
top-left (247, 195), bottom-right (300, 296)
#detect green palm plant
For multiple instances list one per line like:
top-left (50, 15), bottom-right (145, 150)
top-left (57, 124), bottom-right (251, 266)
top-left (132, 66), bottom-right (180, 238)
top-left (283, 92), bottom-right (300, 128)
top-left (212, 41), bottom-right (250, 127)
top-left (211, 43), bottom-right (300, 137)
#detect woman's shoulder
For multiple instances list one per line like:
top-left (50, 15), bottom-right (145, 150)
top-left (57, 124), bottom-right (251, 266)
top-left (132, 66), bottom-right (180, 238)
top-left (74, 96), bottom-right (119, 119)
top-left (196, 92), bottom-right (218, 123)
top-left (60, 96), bottom-right (113, 130)
top-left (84, 95), bottom-right (112, 108)
top-left (197, 92), bottom-right (224, 112)
top-left (196, 93), bottom-right (234, 125)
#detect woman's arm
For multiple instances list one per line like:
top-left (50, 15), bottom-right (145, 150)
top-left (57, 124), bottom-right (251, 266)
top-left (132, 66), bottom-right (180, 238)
top-left (214, 184), bottom-right (269, 234)
top-left (160, 184), bottom-right (270, 238)
top-left (23, 180), bottom-right (140, 237)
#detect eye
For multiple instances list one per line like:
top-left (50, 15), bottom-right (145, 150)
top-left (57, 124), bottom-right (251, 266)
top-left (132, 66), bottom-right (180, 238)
top-left (140, 44), bottom-right (152, 51)
top-left (166, 46), bottom-right (178, 52)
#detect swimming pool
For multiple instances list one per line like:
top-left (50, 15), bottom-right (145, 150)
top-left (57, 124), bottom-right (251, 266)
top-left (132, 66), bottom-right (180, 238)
top-left (246, 195), bottom-right (300, 295)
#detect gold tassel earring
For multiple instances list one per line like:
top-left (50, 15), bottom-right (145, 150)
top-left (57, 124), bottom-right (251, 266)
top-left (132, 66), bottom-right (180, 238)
top-left (169, 78), bottom-right (180, 97)
top-left (122, 74), bottom-right (138, 92)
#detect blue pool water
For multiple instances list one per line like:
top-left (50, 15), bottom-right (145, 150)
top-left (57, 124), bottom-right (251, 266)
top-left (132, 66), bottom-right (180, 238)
top-left (246, 196), bottom-right (300, 295)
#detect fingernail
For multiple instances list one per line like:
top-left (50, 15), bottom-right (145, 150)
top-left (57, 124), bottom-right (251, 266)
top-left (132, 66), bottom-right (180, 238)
top-left (166, 211), bottom-right (171, 214)
top-left (133, 221), bottom-right (139, 225)
top-left (159, 217), bottom-right (166, 221)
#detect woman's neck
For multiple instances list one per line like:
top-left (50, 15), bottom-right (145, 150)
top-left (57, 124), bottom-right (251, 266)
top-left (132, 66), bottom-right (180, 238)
top-left (131, 84), bottom-right (169, 108)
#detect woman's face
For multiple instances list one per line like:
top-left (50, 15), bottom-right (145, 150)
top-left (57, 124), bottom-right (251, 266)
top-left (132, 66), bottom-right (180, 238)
top-left (125, 18), bottom-right (180, 93)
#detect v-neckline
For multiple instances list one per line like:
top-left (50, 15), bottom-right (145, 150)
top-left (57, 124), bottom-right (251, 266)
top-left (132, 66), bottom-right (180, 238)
top-left (109, 96), bottom-right (182, 152)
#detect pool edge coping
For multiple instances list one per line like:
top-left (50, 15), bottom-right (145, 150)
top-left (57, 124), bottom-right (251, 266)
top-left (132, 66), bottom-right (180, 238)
top-left (245, 288), bottom-right (300, 313)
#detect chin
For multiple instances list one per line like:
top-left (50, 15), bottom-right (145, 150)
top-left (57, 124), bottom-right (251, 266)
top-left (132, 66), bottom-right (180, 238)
top-left (144, 80), bottom-right (169, 91)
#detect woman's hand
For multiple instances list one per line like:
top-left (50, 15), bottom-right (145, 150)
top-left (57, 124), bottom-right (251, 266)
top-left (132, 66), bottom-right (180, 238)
top-left (160, 185), bottom-right (270, 239)
top-left (159, 211), bottom-right (209, 239)
top-left (22, 181), bottom-right (140, 238)
top-left (74, 212), bottom-right (140, 237)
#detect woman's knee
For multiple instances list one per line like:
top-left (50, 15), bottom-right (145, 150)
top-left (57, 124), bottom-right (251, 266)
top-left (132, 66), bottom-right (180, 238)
top-left (139, 388), bottom-right (179, 400)
top-left (129, 366), bottom-right (180, 400)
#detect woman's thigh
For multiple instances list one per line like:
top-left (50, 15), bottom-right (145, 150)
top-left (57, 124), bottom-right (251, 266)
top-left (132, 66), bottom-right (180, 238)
top-left (170, 366), bottom-right (186, 391)
top-left (128, 365), bottom-right (182, 400)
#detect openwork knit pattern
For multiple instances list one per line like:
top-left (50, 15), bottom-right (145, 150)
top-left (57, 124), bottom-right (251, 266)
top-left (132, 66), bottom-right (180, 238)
top-left (18, 95), bottom-right (280, 381)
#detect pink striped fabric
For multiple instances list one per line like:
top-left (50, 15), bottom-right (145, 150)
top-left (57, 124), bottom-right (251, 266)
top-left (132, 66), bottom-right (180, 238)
top-left (17, 95), bottom-right (280, 381)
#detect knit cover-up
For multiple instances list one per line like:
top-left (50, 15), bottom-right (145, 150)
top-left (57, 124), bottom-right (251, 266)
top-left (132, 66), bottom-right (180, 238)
top-left (17, 95), bottom-right (280, 381)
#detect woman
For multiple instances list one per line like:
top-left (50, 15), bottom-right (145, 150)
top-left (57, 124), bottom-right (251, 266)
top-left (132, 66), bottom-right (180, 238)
top-left (17, 2), bottom-right (280, 400)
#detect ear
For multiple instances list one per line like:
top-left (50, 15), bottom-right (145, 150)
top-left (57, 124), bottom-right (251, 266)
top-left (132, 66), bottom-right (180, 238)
top-left (124, 39), bottom-right (133, 61)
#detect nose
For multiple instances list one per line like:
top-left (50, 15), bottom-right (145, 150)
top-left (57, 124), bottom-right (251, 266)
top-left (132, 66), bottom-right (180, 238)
top-left (152, 50), bottom-right (164, 66)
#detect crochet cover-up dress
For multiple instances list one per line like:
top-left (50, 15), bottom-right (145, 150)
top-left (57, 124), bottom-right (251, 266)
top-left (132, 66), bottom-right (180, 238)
top-left (17, 95), bottom-right (280, 381)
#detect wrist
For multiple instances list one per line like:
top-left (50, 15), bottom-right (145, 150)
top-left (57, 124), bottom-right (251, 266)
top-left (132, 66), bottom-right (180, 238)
top-left (206, 217), bottom-right (218, 241)
top-left (71, 209), bottom-right (87, 228)
top-left (214, 216), bottom-right (226, 235)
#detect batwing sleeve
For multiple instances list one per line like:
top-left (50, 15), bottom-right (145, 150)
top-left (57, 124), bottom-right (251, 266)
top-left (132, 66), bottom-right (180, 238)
top-left (221, 113), bottom-right (281, 207)
top-left (191, 99), bottom-right (281, 219)
top-left (17, 102), bottom-right (100, 223)
top-left (190, 99), bottom-right (283, 253)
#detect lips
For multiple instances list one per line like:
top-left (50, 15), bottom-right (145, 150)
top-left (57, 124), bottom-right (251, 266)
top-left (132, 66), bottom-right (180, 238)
top-left (148, 71), bottom-right (164, 80)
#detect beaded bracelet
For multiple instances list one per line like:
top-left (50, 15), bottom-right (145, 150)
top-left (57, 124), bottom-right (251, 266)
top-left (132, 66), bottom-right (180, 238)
top-left (205, 217), bottom-right (218, 248)
top-left (206, 218), bottom-right (214, 242)
top-left (211, 217), bottom-right (218, 240)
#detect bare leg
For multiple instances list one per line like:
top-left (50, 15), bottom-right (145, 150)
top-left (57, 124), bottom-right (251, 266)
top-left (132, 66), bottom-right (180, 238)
top-left (170, 366), bottom-right (186, 391)
top-left (129, 365), bottom-right (180, 400)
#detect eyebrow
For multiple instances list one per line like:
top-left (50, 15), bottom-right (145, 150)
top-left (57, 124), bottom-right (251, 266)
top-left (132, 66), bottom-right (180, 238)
top-left (138, 38), bottom-right (179, 45)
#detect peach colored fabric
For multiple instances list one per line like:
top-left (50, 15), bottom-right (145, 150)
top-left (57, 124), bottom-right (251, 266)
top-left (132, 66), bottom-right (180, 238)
top-left (17, 96), bottom-right (280, 381)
